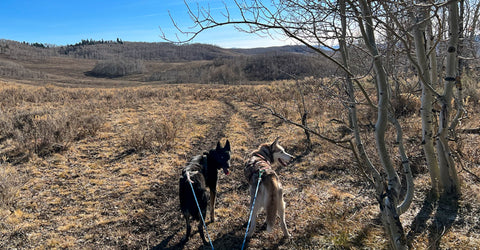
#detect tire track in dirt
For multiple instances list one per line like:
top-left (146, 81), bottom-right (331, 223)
top-left (237, 104), bottom-right (268, 147)
top-left (188, 98), bottom-right (268, 155)
top-left (187, 98), bottom-right (237, 155)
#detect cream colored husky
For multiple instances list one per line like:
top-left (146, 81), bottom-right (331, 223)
top-left (244, 137), bottom-right (293, 238)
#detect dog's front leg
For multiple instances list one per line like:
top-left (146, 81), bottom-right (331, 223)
top-left (209, 189), bottom-right (216, 222)
top-left (181, 215), bottom-right (191, 243)
top-left (198, 220), bottom-right (208, 245)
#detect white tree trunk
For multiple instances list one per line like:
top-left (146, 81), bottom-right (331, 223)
top-left (413, 1), bottom-right (441, 195)
top-left (358, 1), bottom-right (406, 249)
top-left (340, 0), bottom-right (383, 195)
top-left (358, 0), bottom-right (400, 195)
top-left (427, 18), bottom-right (439, 88)
top-left (437, 0), bottom-right (461, 195)
top-left (389, 115), bottom-right (414, 215)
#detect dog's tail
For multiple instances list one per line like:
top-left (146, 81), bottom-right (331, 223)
top-left (264, 174), bottom-right (281, 232)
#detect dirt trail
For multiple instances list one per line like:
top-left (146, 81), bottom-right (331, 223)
top-left (67, 99), bottom-right (242, 249)
top-left (152, 98), bottom-right (283, 249)
top-left (151, 98), bottom-right (243, 249)
top-left (188, 99), bottom-right (237, 155)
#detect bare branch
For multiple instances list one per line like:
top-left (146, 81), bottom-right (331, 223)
top-left (243, 99), bottom-right (353, 147)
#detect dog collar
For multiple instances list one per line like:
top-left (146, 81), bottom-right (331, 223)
top-left (253, 154), bottom-right (271, 171)
top-left (254, 153), bottom-right (270, 164)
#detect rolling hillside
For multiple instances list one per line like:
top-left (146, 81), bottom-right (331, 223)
top-left (0, 39), bottom-right (336, 85)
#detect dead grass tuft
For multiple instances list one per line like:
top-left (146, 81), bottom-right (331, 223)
top-left (0, 163), bottom-right (25, 224)
top-left (124, 112), bottom-right (185, 153)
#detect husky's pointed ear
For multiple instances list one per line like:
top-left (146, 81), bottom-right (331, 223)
top-left (271, 137), bottom-right (280, 147)
top-left (224, 140), bottom-right (231, 151)
top-left (216, 141), bottom-right (222, 150)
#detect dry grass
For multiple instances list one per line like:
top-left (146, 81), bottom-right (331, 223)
top-left (0, 77), bottom-right (479, 249)
top-left (124, 111), bottom-right (185, 153)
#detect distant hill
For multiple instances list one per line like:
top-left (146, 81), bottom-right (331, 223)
top-left (1, 39), bottom-right (319, 61)
top-left (0, 39), bottom-right (242, 61)
top-left (0, 39), bottom-right (337, 84)
top-left (58, 42), bottom-right (244, 61)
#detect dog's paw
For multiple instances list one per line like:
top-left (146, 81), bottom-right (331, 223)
top-left (210, 217), bottom-right (216, 223)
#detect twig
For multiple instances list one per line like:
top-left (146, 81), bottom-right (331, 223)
top-left (458, 128), bottom-right (480, 134)
top-left (458, 158), bottom-right (480, 182)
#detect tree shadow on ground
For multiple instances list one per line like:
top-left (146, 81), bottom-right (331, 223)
top-left (202, 220), bottom-right (295, 250)
top-left (208, 222), bottom-right (246, 250)
top-left (428, 194), bottom-right (459, 249)
top-left (153, 221), bottom-right (247, 250)
top-left (406, 190), bottom-right (438, 246)
top-left (349, 213), bottom-right (382, 248)
top-left (109, 148), bottom-right (135, 163)
top-left (407, 190), bottom-right (459, 248)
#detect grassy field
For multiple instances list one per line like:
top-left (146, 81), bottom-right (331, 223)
top-left (1, 57), bottom-right (480, 249)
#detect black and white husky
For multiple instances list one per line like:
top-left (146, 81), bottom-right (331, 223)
top-left (244, 137), bottom-right (293, 238)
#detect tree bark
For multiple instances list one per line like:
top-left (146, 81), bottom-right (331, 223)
top-left (358, 0), bottom-right (400, 194)
top-left (389, 115), bottom-right (414, 215)
top-left (427, 16), bottom-right (439, 88)
top-left (413, 0), bottom-right (441, 196)
top-left (437, 0), bottom-right (461, 195)
top-left (357, 1), bottom-right (406, 249)
top-left (340, 0), bottom-right (382, 193)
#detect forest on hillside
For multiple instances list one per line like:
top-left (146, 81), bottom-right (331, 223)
top-left (0, 39), bottom-right (338, 83)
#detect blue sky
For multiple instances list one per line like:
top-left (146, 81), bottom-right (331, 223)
top-left (0, 0), bottom-right (294, 48)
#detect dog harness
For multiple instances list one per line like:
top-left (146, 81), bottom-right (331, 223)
top-left (185, 154), bottom-right (209, 184)
top-left (254, 153), bottom-right (272, 170)
top-left (244, 153), bottom-right (272, 183)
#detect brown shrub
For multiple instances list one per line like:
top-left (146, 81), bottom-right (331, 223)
top-left (1, 107), bottom-right (104, 158)
top-left (462, 72), bottom-right (480, 106)
top-left (0, 109), bottom-right (14, 142)
top-left (391, 93), bottom-right (421, 118)
top-left (125, 112), bottom-right (185, 153)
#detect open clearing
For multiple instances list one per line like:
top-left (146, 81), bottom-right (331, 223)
top-left (1, 71), bottom-right (479, 249)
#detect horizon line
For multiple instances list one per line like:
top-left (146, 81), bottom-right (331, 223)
top-left (0, 37), bottom-right (304, 50)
